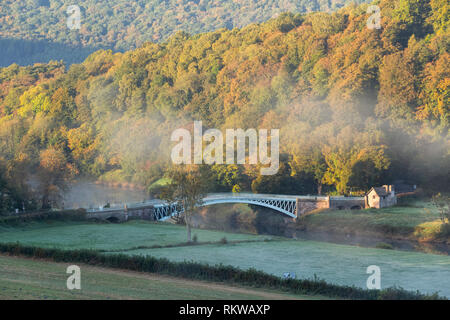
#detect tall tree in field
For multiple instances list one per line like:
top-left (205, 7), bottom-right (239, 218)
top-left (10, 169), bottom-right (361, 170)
top-left (160, 165), bottom-right (209, 242)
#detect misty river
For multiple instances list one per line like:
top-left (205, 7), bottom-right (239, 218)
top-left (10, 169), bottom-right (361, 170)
top-left (63, 180), bottom-right (150, 209)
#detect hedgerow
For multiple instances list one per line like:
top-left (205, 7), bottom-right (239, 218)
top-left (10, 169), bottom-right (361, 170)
top-left (0, 210), bottom-right (87, 225)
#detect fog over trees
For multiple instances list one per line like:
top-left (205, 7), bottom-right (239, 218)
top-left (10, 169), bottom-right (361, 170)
top-left (0, 0), bottom-right (448, 212)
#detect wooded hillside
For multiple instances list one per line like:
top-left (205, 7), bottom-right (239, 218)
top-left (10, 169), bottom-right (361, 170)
top-left (0, 0), bottom-right (448, 211)
top-left (0, 0), bottom-right (368, 66)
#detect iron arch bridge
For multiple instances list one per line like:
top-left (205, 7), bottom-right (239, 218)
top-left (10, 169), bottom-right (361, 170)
top-left (86, 193), bottom-right (364, 222)
top-left (150, 196), bottom-right (297, 220)
top-left (130, 193), bottom-right (331, 221)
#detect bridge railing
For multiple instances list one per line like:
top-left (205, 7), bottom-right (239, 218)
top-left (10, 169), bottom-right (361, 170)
top-left (329, 196), bottom-right (365, 201)
top-left (86, 199), bottom-right (164, 213)
top-left (205, 193), bottom-right (329, 201)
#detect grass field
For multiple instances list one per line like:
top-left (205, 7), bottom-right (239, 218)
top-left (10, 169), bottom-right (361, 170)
top-left (0, 254), bottom-right (322, 300)
top-left (0, 220), bottom-right (273, 251)
top-left (0, 220), bottom-right (448, 297)
top-left (117, 238), bottom-right (450, 297)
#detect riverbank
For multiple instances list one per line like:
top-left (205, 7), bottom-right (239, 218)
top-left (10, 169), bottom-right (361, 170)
top-left (293, 203), bottom-right (450, 246)
top-left (192, 200), bottom-right (449, 254)
top-left (286, 228), bottom-right (450, 255)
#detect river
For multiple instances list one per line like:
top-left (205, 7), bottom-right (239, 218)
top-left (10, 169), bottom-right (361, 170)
top-left (63, 180), bottom-right (149, 209)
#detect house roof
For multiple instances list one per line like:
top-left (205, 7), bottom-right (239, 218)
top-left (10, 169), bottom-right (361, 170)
top-left (368, 187), bottom-right (389, 197)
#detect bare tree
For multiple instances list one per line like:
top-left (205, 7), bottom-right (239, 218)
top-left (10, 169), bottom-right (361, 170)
top-left (160, 165), bottom-right (209, 242)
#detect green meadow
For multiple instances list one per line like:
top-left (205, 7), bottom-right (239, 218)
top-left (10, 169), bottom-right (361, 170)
top-left (0, 220), bottom-right (272, 251)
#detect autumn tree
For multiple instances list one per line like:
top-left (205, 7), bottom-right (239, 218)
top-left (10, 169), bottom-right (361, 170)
top-left (376, 52), bottom-right (418, 123)
top-left (290, 147), bottom-right (327, 195)
top-left (392, 0), bottom-right (433, 40)
top-left (38, 147), bottom-right (77, 209)
top-left (211, 164), bottom-right (247, 192)
top-left (159, 165), bottom-right (209, 242)
top-left (0, 156), bottom-right (35, 213)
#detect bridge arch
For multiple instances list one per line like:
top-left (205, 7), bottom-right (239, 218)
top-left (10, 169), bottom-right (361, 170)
top-left (106, 216), bottom-right (121, 223)
top-left (201, 198), bottom-right (297, 218)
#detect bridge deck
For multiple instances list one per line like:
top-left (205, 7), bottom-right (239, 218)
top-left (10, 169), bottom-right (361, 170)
top-left (86, 193), bottom-right (364, 217)
top-left (86, 193), bottom-right (327, 213)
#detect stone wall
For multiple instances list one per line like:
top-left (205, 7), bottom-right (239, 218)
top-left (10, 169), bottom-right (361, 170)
top-left (296, 198), bottom-right (330, 215)
top-left (328, 197), bottom-right (366, 210)
top-left (87, 205), bottom-right (157, 222)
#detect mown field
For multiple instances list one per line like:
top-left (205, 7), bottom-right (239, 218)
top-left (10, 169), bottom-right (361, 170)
top-left (0, 220), bottom-right (449, 298)
top-left (0, 254), bottom-right (319, 300)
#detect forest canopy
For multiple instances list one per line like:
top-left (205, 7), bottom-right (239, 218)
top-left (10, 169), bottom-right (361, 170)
top-left (0, 0), bottom-right (448, 212)
top-left (0, 0), bottom-right (369, 66)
